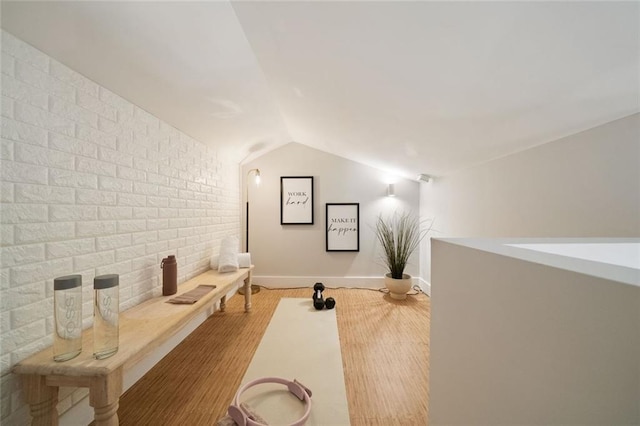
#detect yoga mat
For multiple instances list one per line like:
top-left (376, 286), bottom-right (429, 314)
top-left (237, 298), bottom-right (350, 425)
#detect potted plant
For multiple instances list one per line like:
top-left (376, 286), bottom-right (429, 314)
top-left (375, 211), bottom-right (426, 300)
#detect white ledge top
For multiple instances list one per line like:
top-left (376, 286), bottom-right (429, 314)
top-left (433, 237), bottom-right (640, 288)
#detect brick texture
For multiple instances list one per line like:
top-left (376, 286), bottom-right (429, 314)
top-left (0, 31), bottom-right (240, 423)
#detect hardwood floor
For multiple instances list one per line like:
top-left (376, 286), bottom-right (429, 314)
top-left (114, 287), bottom-right (430, 425)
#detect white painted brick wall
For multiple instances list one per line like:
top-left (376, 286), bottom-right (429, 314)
top-left (0, 31), bottom-right (240, 424)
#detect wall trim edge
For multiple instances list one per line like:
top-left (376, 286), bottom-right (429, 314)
top-left (254, 275), bottom-right (430, 296)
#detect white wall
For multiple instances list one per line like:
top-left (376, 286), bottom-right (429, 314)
top-left (420, 113), bottom-right (640, 281)
top-left (242, 142), bottom-right (421, 286)
top-left (0, 31), bottom-right (240, 424)
top-left (430, 238), bottom-right (640, 424)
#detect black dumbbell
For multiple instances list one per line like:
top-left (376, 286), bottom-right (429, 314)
top-left (325, 297), bottom-right (336, 309)
top-left (313, 282), bottom-right (325, 310)
top-left (312, 283), bottom-right (336, 310)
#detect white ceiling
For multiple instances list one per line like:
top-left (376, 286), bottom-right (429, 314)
top-left (2, 1), bottom-right (638, 178)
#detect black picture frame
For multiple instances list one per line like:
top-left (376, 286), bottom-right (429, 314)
top-left (280, 176), bottom-right (314, 225)
top-left (326, 203), bottom-right (360, 252)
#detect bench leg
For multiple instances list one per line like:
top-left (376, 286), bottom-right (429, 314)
top-left (244, 273), bottom-right (252, 312)
top-left (220, 295), bottom-right (226, 312)
top-left (89, 368), bottom-right (122, 426)
top-left (22, 374), bottom-right (59, 426)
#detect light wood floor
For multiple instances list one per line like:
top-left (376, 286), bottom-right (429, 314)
top-left (114, 287), bottom-right (430, 425)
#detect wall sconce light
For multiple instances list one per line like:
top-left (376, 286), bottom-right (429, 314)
top-left (387, 183), bottom-right (396, 197)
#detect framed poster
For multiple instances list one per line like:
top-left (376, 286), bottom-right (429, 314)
top-left (326, 203), bottom-right (359, 252)
top-left (280, 176), bottom-right (314, 225)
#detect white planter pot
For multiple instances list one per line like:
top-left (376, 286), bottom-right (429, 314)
top-left (384, 273), bottom-right (412, 300)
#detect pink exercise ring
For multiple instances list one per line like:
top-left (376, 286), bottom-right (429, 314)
top-left (228, 377), bottom-right (313, 426)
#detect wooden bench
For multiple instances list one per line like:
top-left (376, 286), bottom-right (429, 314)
top-left (13, 266), bottom-right (254, 426)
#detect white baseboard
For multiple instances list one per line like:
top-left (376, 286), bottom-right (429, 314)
top-left (253, 275), bottom-right (383, 289)
top-left (253, 275), bottom-right (430, 295)
top-left (417, 277), bottom-right (431, 296)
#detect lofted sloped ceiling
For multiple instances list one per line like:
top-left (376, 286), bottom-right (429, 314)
top-left (1, 1), bottom-right (639, 178)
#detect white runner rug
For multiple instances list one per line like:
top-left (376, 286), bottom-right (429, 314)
top-left (238, 298), bottom-right (350, 425)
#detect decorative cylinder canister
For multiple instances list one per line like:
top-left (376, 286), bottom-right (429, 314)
top-left (161, 255), bottom-right (177, 296)
top-left (53, 275), bottom-right (83, 362)
top-left (93, 274), bottom-right (119, 360)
